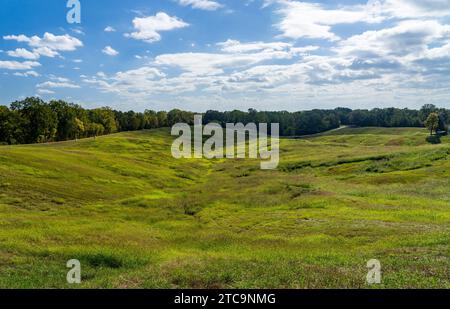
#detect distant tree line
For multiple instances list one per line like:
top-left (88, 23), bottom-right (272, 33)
top-left (0, 97), bottom-right (448, 145)
top-left (0, 98), bottom-right (170, 145)
top-left (202, 105), bottom-right (449, 136)
top-left (335, 105), bottom-right (449, 130)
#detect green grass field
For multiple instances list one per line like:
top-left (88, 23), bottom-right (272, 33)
top-left (0, 127), bottom-right (448, 288)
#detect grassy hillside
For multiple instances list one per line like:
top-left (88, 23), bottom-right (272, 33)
top-left (0, 127), bottom-right (448, 288)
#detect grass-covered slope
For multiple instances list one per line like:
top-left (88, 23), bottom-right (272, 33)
top-left (0, 127), bottom-right (448, 288)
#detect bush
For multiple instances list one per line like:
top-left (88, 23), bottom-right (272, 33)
top-left (426, 135), bottom-right (441, 144)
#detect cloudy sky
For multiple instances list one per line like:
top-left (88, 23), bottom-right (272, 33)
top-left (1, 0), bottom-right (450, 111)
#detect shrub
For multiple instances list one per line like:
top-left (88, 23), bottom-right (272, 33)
top-left (426, 135), bottom-right (441, 144)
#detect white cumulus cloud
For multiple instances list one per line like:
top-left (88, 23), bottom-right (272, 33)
top-left (266, 0), bottom-right (384, 41)
top-left (3, 32), bottom-right (83, 59)
top-left (13, 70), bottom-right (40, 77)
top-left (7, 48), bottom-right (40, 60)
top-left (104, 26), bottom-right (116, 32)
top-left (266, 0), bottom-right (450, 41)
top-left (178, 0), bottom-right (223, 11)
top-left (125, 12), bottom-right (189, 43)
top-left (102, 46), bottom-right (119, 56)
top-left (36, 88), bottom-right (55, 95)
top-left (37, 81), bottom-right (80, 89)
top-left (0, 60), bottom-right (41, 70)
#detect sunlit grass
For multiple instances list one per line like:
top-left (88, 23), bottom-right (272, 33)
top-left (0, 127), bottom-right (448, 288)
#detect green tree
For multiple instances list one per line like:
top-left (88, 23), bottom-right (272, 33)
top-left (144, 110), bottom-right (159, 129)
top-left (86, 123), bottom-right (104, 137)
top-left (420, 104), bottom-right (437, 122)
top-left (11, 97), bottom-right (58, 143)
top-left (0, 106), bottom-right (14, 144)
top-left (425, 112), bottom-right (439, 136)
top-left (157, 111), bottom-right (168, 127)
top-left (49, 100), bottom-right (78, 140)
top-left (74, 118), bottom-right (85, 140)
top-left (89, 108), bottom-right (117, 134)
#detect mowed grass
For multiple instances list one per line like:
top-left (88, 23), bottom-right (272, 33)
top-left (0, 127), bottom-right (448, 288)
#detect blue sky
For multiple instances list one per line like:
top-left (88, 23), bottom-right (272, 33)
top-left (1, 0), bottom-right (450, 112)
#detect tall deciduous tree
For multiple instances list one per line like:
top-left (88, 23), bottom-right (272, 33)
top-left (425, 112), bottom-right (439, 136)
top-left (10, 97), bottom-right (58, 143)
